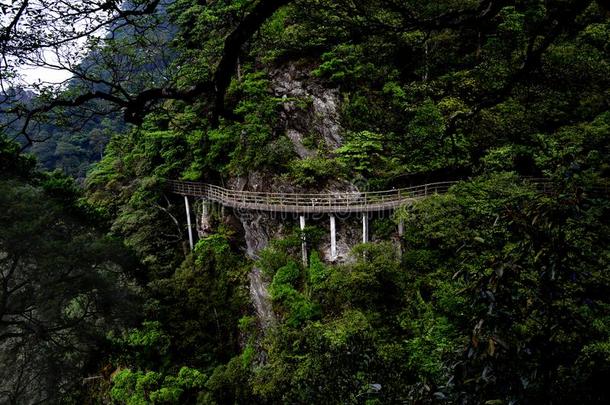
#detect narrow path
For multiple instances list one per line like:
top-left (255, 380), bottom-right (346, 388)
top-left (166, 179), bottom-right (551, 213)
top-left (168, 176), bottom-right (610, 215)
top-left (169, 178), bottom-right (606, 255)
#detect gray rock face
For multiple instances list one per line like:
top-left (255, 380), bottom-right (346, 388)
top-left (286, 129), bottom-right (315, 159)
top-left (232, 207), bottom-right (281, 327)
top-left (215, 63), bottom-right (363, 328)
top-left (310, 91), bottom-right (343, 148)
top-left (248, 266), bottom-right (275, 328)
top-left (272, 62), bottom-right (343, 155)
top-left (238, 211), bottom-right (270, 259)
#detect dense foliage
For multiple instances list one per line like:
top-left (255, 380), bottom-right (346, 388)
top-left (1, 0), bottom-right (609, 403)
top-left (0, 136), bottom-right (142, 403)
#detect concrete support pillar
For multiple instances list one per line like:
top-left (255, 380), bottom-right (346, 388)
top-left (362, 213), bottom-right (369, 244)
top-left (202, 199), bottom-right (209, 218)
top-left (184, 195), bottom-right (194, 250)
top-left (300, 215), bottom-right (307, 266)
top-left (397, 219), bottom-right (405, 259)
top-left (330, 214), bottom-right (337, 260)
top-left (199, 199), bottom-right (212, 238)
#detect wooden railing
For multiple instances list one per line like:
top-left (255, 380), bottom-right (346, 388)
top-left (166, 178), bottom-right (607, 214)
top-left (167, 180), bottom-right (457, 213)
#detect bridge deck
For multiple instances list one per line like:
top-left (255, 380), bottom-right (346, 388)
top-left (165, 178), bottom-right (574, 214)
top-left (167, 180), bottom-right (459, 213)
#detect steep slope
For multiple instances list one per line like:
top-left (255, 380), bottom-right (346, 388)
top-left (78, 1), bottom-right (610, 403)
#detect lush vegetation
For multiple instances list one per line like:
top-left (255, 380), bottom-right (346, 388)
top-left (1, 0), bottom-right (609, 403)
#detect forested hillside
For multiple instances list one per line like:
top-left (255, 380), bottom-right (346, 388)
top-left (1, 0), bottom-right (609, 403)
top-left (2, 1), bottom-right (174, 179)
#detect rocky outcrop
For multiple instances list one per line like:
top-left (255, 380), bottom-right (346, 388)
top-left (272, 62), bottom-right (343, 156)
top-left (248, 267), bottom-right (275, 328)
top-left (214, 63), bottom-right (368, 329)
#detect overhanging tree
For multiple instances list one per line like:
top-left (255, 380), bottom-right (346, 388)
top-left (2, 0), bottom-right (607, 148)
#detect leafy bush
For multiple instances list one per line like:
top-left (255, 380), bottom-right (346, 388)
top-left (288, 155), bottom-right (344, 186)
top-left (110, 367), bottom-right (207, 405)
top-left (336, 131), bottom-right (385, 176)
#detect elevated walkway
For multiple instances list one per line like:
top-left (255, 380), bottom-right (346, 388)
top-left (167, 177), bottom-right (578, 260)
top-left (166, 180), bottom-right (459, 214)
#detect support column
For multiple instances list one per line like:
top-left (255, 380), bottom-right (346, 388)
top-left (199, 199), bottom-right (212, 238)
top-left (202, 199), bottom-right (209, 218)
top-left (300, 215), bottom-right (307, 266)
top-left (184, 195), bottom-right (194, 250)
top-left (330, 214), bottom-right (337, 260)
top-left (362, 213), bottom-right (369, 244)
top-left (397, 219), bottom-right (405, 259)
